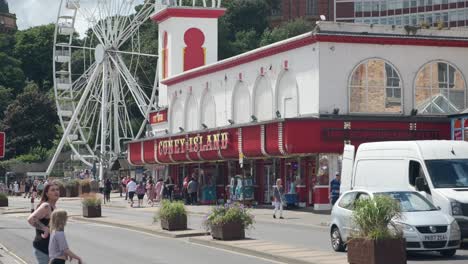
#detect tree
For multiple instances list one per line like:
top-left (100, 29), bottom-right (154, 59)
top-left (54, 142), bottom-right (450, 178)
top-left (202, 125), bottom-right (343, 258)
top-left (0, 82), bottom-right (58, 159)
top-left (0, 52), bottom-right (25, 92)
top-left (260, 18), bottom-right (316, 47)
top-left (218, 0), bottom-right (273, 59)
top-left (0, 85), bottom-right (13, 119)
top-left (14, 24), bottom-right (56, 91)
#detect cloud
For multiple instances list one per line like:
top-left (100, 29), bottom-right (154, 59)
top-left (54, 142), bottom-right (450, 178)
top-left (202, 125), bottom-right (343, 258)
top-left (9, 0), bottom-right (60, 30)
top-left (8, 0), bottom-right (146, 37)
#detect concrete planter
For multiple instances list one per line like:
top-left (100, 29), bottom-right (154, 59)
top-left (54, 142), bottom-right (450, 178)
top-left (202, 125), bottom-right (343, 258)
top-left (347, 238), bottom-right (406, 264)
top-left (160, 214), bottom-right (187, 231)
top-left (82, 205), bottom-right (101, 218)
top-left (0, 198), bottom-right (8, 207)
top-left (79, 184), bottom-right (91, 195)
top-left (65, 186), bottom-right (79, 197)
top-left (211, 222), bottom-right (245, 241)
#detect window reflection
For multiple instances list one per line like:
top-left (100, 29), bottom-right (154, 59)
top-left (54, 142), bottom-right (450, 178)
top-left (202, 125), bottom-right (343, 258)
top-left (415, 61), bottom-right (466, 114)
top-left (349, 59), bottom-right (402, 113)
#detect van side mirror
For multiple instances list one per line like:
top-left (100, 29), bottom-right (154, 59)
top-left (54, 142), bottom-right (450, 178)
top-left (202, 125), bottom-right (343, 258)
top-left (415, 177), bottom-right (430, 193)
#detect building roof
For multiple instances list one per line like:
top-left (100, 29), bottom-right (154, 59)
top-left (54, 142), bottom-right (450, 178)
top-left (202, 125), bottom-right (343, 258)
top-left (161, 21), bottom-right (468, 86)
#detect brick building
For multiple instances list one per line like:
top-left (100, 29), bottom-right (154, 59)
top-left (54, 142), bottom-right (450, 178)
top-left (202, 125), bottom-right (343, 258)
top-left (270, 0), bottom-right (334, 25)
top-left (0, 0), bottom-right (17, 33)
top-left (335, 0), bottom-right (468, 28)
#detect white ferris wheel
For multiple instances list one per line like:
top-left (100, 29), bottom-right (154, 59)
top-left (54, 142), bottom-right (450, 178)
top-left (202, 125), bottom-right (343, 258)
top-left (47, 0), bottom-right (159, 178)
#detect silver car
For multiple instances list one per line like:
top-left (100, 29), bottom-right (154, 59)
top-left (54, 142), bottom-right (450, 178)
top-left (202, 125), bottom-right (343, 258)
top-left (330, 189), bottom-right (461, 257)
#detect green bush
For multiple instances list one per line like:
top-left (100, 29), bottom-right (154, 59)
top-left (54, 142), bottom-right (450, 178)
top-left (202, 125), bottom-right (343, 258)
top-left (203, 203), bottom-right (254, 230)
top-left (65, 179), bottom-right (79, 188)
top-left (154, 200), bottom-right (187, 222)
top-left (0, 192), bottom-right (8, 200)
top-left (352, 195), bottom-right (402, 240)
top-left (81, 193), bottom-right (102, 207)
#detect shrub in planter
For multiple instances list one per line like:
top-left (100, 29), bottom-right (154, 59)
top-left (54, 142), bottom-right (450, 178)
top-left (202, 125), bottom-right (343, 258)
top-left (65, 180), bottom-right (79, 197)
top-left (154, 200), bottom-right (187, 231)
top-left (203, 203), bottom-right (254, 240)
top-left (0, 193), bottom-right (8, 207)
top-left (81, 192), bottom-right (102, 218)
top-left (55, 181), bottom-right (66, 197)
top-left (347, 196), bottom-right (406, 264)
top-left (79, 179), bottom-right (91, 195)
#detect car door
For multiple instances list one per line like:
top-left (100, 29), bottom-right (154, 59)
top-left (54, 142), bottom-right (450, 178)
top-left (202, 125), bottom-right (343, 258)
top-left (334, 191), bottom-right (357, 241)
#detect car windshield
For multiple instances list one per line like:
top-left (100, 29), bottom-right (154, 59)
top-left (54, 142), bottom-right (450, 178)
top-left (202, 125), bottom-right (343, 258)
top-left (425, 159), bottom-right (468, 188)
top-left (376, 192), bottom-right (437, 212)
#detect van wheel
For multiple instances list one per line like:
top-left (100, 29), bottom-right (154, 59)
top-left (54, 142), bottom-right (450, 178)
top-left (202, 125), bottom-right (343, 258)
top-left (331, 227), bottom-right (345, 252)
top-left (439, 249), bottom-right (456, 257)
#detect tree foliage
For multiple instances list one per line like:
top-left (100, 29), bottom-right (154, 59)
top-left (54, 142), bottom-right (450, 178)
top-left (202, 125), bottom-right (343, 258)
top-left (14, 24), bottom-right (55, 91)
top-left (260, 18), bottom-right (315, 46)
top-left (0, 85), bottom-right (13, 119)
top-left (0, 82), bottom-right (58, 159)
top-left (0, 52), bottom-right (25, 92)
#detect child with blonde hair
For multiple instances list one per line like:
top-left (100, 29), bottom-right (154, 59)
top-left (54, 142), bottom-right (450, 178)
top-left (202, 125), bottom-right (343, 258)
top-left (48, 210), bottom-right (83, 264)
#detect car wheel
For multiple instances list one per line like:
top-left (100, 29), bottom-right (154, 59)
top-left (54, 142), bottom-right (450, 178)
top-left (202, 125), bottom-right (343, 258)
top-left (439, 249), bottom-right (456, 257)
top-left (331, 226), bottom-right (345, 252)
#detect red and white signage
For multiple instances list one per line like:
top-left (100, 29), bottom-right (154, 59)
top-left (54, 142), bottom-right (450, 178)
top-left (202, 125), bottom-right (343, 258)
top-left (0, 132), bottom-right (5, 159)
top-left (149, 109), bottom-right (168, 125)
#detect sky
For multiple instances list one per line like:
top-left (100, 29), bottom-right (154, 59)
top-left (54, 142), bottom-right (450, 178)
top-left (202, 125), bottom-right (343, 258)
top-left (8, 0), bottom-right (145, 37)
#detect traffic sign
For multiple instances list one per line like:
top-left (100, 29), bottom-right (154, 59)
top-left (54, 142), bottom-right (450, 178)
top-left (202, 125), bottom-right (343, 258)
top-left (0, 132), bottom-right (5, 159)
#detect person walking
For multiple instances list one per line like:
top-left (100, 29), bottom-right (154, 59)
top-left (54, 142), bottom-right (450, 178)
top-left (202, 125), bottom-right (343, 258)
top-left (124, 176), bottom-right (131, 200)
top-left (126, 178), bottom-right (137, 207)
top-left (146, 179), bottom-right (155, 206)
top-left (182, 175), bottom-right (190, 204)
top-left (24, 180), bottom-right (31, 198)
top-left (154, 178), bottom-right (163, 204)
top-left (48, 210), bottom-right (83, 264)
top-left (136, 181), bottom-right (146, 208)
top-left (104, 178), bottom-right (112, 203)
top-left (27, 182), bottom-right (60, 264)
top-left (98, 180), bottom-right (104, 194)
top-left (37, 180), bottom-right (45, 197)
top-left (329, 172), bottom-right (341, 206)
top-left (13, 181), bottom-right (19, 196)
top-left (273, 178), bottom-right (284, 219)
top-left (187, 177), bottom-right (199, 205)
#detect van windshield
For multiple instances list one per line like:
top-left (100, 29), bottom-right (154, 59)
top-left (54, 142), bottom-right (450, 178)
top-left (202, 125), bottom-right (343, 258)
top-left (376, 191), bottom-right (437, 212)
top-left (425, 159), bottom-right (468, 188)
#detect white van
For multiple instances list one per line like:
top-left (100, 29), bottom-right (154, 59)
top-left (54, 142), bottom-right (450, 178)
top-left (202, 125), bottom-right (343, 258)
top-left (341, 140), bottom-right (468, 239)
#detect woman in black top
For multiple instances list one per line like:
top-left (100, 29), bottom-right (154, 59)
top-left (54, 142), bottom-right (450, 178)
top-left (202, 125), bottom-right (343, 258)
top-left (27, 182), bottom-right (60, 264)
top-left (104, 178), bottom-right (112, 203)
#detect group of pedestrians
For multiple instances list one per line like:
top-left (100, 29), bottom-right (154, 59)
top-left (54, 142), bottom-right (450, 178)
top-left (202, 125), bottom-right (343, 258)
top-left (183, 174), bottom-right (199, 205)
top-left (121, 176), bottom-right (175, 208)
top-left (27, 182), bottom-right (83, 264)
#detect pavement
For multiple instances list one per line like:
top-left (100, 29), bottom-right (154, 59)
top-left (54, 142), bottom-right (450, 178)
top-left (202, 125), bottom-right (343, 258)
top-left (1, 193), bottom-right (340, 264)
top-left (0, 243), bottom-right (26, 264)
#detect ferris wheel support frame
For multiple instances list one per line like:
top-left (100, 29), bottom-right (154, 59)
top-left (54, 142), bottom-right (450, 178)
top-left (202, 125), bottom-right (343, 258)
top-left (46, 64), bottom-right (102, 176)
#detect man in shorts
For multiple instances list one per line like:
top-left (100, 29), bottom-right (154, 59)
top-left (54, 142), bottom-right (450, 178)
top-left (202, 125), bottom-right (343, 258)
top-left (126, 178), bottom-right (137, 207)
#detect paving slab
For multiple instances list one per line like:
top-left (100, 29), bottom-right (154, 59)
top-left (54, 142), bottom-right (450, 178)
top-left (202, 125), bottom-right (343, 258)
top-left (0, 243), bottom-right (26, 264)
top-left (189, 236), bottom-right (347, 264)
top-left (71, 215), bottom-right (208, 238)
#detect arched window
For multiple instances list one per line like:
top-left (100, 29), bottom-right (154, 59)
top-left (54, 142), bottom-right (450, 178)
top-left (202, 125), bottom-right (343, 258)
top-left (185, 95), bottom-right (198, 131)
top-left (349, 59), bottom-right (402, 113)
top-left (232, 82), bottom-right (251, 124)
top-left (253, 77), bottom-right (273, 121)
top-left (415, 61), bottom-right (466, 114)
top-left (277, 72), bottom-right (299, 118)
top-left (200, 92), bottom-right (216, 128)
top-left (171, 98), bottom-right (184, 133)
